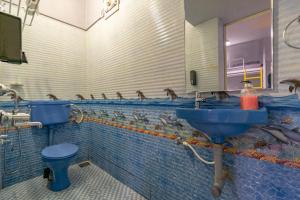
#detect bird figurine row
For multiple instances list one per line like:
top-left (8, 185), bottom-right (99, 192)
top-left (46, 89), bottom-right (178, 101)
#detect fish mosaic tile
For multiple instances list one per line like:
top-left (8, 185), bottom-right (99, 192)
top-left (0, 95), bottom-right (299, 200)
top-left (72, 95), bottom-right (300, 168)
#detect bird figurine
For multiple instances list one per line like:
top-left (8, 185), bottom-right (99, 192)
top-left (136, 90), bottom-right (146, 101)
top-left (116, 92), bottom-right (124, 100)
top-left (47, 94), bottom-right (59, 100)
top-left (76, 94), bottom-right (86, 100)
top-left (280, 79), bottom-right (300, 93)
top-left (8, 93), bottom-right (24, 103)
top-left (102, 93), bottom-right (108, 100)
top-left (164, 88), bottom-right (177, 100)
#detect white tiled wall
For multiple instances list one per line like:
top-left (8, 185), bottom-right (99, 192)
top-left (185, 18), bottom-right (224, 93)
top-left (0, 0), bottom-right (299, 100)
top-left (86, 0), bottom-right (186, 99)
top-left (273, 0), bottom-right (300, 95)
top-left (85, 0), bottom-right (300, 98)
top-left (0, 15), bottom-right (87, 100)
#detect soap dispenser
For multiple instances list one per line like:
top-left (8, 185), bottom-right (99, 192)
top-left (240, 80), bottom-right (258, 110)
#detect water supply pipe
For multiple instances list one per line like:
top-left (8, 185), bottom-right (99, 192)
top-left (182, 141), bottom-right (215, 165)
top-left (183, 141), bottom-right (227, 198)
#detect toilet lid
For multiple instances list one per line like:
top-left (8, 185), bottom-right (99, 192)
top-left (42, 143), bottom-right (79, 160)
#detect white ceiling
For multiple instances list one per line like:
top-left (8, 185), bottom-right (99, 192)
top-left (185, 0), bottom-right (271, 25)
top-left (226, 11), bottom-right (272, 46)
top-left (39, 0), bottom-right (103, 30)
top-left (39, 0), bottom-right (86, 28)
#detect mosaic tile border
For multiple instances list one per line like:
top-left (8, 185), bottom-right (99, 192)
top-left (0, 118), bottom-right (299, 170)
top-left (82, 117), bottom-right (300, 169)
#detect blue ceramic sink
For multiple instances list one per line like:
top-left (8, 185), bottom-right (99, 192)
top-left (176, 108), bottom-right (268, 144)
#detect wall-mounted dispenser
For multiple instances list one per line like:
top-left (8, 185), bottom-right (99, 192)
top-left (190, 70), bottom-right (197, 86)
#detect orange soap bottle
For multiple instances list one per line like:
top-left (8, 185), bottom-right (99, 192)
top-left (240, 80), bottom-right (258, 110)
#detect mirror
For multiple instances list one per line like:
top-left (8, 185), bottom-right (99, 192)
top-left (0, 12), bottom-right (22, 64)
top-left (184, 0), bottom-right (273, 92)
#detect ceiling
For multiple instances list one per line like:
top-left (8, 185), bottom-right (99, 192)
top-left (185, 0), bottom-right (271, 26)
top-left (226, 10), bottom-right (272, 46)
top-left (39, 0), bottom-right (103, 30)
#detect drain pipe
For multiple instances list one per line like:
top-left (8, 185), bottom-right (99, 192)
top-left (182, 142), bottom-right (226, 198)
top-left (211, 144), bottom-right (226, 198)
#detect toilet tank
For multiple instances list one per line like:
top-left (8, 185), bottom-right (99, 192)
top-left (29, 101), bottom-right (71, 125)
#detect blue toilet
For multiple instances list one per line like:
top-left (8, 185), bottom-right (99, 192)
top-left (30, 101), bottom-right (79, 192)
top-left (42, 143), bottom-right (79, 191)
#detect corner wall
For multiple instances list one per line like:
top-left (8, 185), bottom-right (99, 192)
top-left (85, 0), bottom-right (300, 98)
top-left (185, 18), bottom-right (224, 93)
top-left (86, 0), bottom-right (186, 99)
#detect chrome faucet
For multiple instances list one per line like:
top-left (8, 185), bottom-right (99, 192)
top-left (195, 92), bottom-right (206, 109)
top-left (195, 91), bottom-right (229, 108)
top-left (90, 110), bottom-right (97, 116)
top-left (0, 133), bottom-right (10, 145)
top-left (82, 109), bottom-right (96, 117)
top-left (0, 83), bottom-right (15, 96)
top-left (99, 110), bottom-right (109, 118)
top-left (159, 113), bottom-right (183, 130)
top-left (0, 83), bottom-right (20, 112)
top-left (113, 111), bottom-right (126, 120)
top-left (0, 110), bottom-right (42, 128)
top-left (132, 112), bottom-right (149, 124)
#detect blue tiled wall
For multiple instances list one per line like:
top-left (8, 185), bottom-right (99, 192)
top-left (0, 98), bottom-right (299, 200)
top-left (89, 119), bottom-right (300, 200)
top-left (0, 104), bottom-right (91, 188)
top-left (0, 128), bottom-right (48, 187)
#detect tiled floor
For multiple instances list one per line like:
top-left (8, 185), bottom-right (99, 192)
top-left (0, 163), bottom-right (146, 200)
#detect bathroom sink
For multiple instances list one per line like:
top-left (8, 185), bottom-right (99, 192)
top-left (176, 108), bottom-right (268, 143)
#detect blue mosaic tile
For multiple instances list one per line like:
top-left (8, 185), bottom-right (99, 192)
top-left (90, 124), bottom-right (300, 200)
top-left (0, 97), bottom-right (299, 200)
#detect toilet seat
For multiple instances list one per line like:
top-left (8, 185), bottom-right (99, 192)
top-left (42, 143), bottom-right (79, 160)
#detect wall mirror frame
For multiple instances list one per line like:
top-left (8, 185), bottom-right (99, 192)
top-left (184, 0), bottom-right (274, 93)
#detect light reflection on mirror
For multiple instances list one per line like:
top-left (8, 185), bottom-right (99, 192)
top-left (184, 0), bottom-right (273, 93)
top-left (225, 10), bottom-right (272, 91)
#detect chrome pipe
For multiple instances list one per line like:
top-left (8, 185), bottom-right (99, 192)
top-left (8, 0), bottom-right (11, 13)
top-left (29, 0), bottom-right (40, 26)
top-left (283, 15), bottom-right (300, 49)
top-left (17, 0), bottom-right (21, 16)
top-left (22, 6), bottom-right (29, 30)
top-left (14, 121), bottom-right (43, 128)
